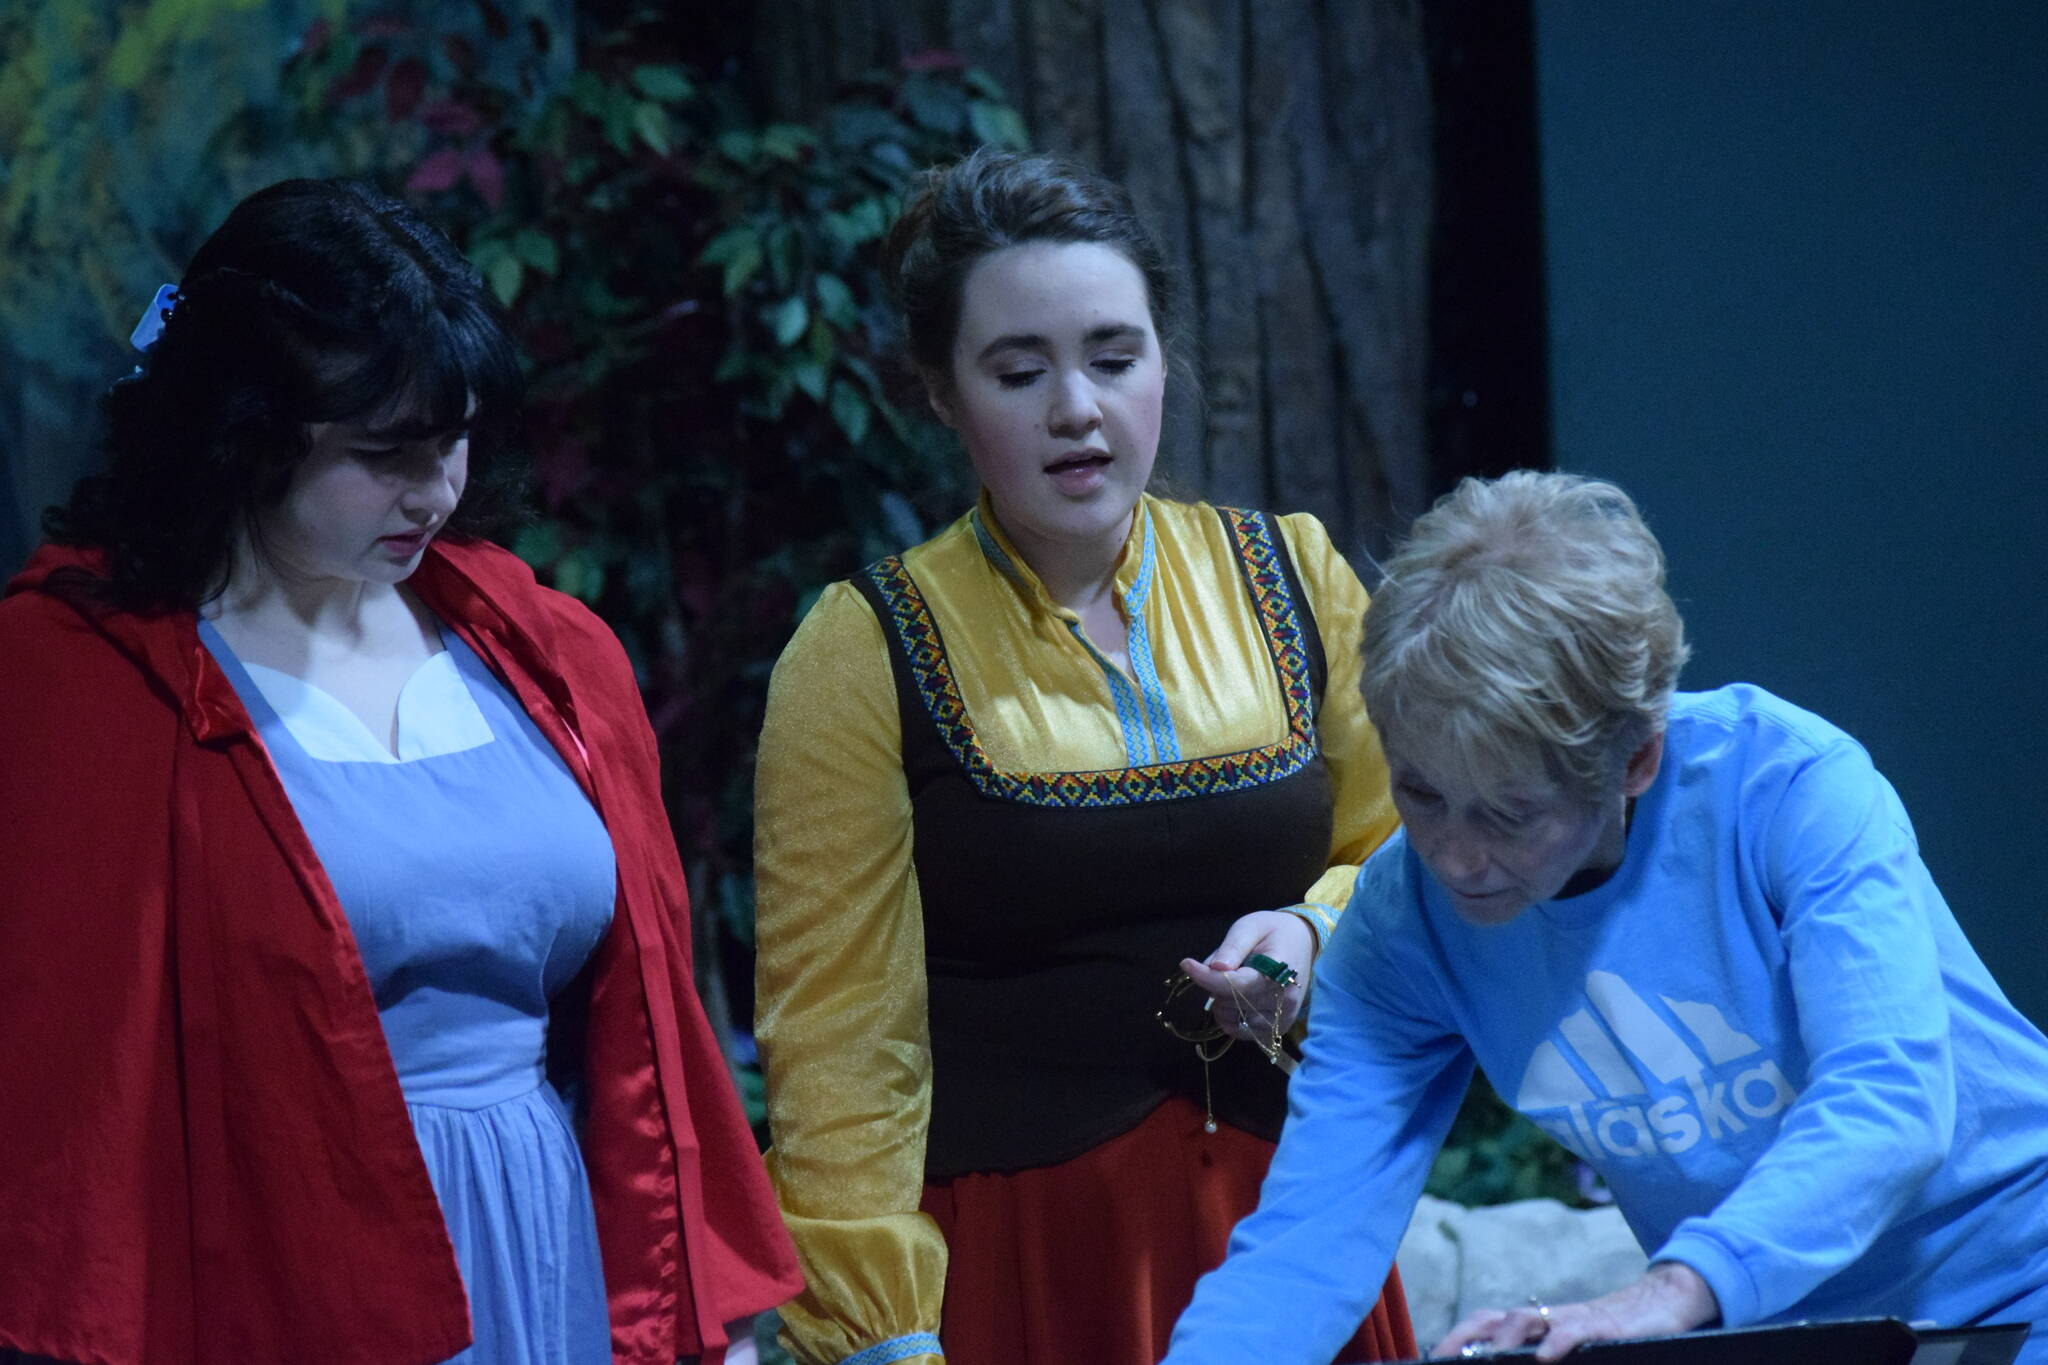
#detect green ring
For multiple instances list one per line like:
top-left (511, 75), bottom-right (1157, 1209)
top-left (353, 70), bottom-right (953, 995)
top-left (1246, 953), bottom-right (1298, 987)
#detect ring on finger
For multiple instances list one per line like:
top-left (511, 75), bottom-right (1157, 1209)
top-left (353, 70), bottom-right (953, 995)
top-left (1245, 952), bottom-right (1299, 987)
top-left (1526, 1297), bottom-right (1552, 1336)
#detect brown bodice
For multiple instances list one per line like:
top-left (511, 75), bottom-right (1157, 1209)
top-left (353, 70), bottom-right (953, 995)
top-left (852, 508), bottom-right (1334, 1180)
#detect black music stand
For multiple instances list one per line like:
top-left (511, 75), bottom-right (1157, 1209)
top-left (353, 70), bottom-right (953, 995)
top-left (1909, 1323), bottom-right (2033, 1365)
top-left (1409, 1317), bottom-right (2030, 1364)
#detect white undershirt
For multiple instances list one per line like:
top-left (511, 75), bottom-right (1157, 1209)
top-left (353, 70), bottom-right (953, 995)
top-left (241, 651), bottom-right (495, 763)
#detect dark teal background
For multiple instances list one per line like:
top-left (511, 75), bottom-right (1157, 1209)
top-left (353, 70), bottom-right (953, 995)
top-left (1535, 2), bottom-right (2046, 1024)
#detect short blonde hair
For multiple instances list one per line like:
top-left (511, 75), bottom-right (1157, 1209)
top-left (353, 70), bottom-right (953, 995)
top-left (1362, 471), bottom-right (1690, 800)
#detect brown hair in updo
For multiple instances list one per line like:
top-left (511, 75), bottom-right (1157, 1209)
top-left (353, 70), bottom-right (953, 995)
top-left (880, 146), bottom-right (1180, 388)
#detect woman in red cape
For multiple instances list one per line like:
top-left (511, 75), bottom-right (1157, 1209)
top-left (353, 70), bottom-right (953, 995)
top-left (0, 179), bottom-right (799, 1365)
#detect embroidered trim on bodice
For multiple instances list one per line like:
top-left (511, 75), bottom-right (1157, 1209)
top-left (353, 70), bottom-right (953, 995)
top-left (861, 508), bottom-right (1317, 808)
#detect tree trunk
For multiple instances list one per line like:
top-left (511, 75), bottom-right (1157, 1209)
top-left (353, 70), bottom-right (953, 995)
top-left (754, 0), bottom-right (1434, 561)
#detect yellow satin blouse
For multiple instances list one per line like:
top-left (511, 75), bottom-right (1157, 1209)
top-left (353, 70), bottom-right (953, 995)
top-left (752, 493), bottom-right (1397, 1365)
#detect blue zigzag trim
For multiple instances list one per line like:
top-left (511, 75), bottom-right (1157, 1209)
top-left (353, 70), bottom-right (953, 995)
top-left (840, 1333), bottom-right (944, 1365)
top-left (1122, 507), bottom-right (1182, 761)
top-left (1070, 619), bottom-right (1156, 765)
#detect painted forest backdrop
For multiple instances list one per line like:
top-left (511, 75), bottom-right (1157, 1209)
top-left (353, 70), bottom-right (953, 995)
top-left (0, 0), bottom-right (1558, 1204)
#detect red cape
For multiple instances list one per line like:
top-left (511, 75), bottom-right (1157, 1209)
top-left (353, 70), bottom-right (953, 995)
top-left (0, 538), bottom-right (800, 1365)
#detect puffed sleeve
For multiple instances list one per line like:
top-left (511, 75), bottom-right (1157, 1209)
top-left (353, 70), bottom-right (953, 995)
top-left (753, 581), bottom-right (948, 1365)
top-left (1275, 512), bottom-right (1399, 947)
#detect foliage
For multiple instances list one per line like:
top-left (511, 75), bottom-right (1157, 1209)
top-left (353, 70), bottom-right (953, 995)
top-left (0, 0), bottom-right (337, 380)
top-left (0, 0), bottom-right (564, 563)
top-left (1425, 1070), bottom-right (1599, 1209)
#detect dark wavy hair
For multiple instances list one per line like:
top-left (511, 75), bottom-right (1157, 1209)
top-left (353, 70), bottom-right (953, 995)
top-left (880, 147), bottom-right (1181, 386)
top-left (45, 177), bottom-right (526, 611)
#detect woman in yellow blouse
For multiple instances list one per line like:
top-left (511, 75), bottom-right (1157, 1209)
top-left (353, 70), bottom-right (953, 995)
top-left (753, 149), bottom-right (1414, 1365)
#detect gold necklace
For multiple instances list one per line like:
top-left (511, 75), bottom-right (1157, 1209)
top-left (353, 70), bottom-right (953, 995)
top-left (1156, 972), bottom-right (1294, 1133)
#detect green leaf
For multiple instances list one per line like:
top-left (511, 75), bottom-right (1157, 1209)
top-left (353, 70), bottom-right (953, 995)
top-left (759, 123), bottom-right (815, 161)
top-left (573, 80), bottom-right (638, 155)
top-left (790, 356), bottom-right (828, 402)
top-left (487, 252), bottom-right (523, 305)
top-left (819, 211), bottom-right (861, 250)
top-left (807, 321), bottom-right (837, 367)
top-left (714, 349), bottom-right (749, 384)
top-left (813, 271), bottom-right (856, 328)
top-left (822, 199), bottom-right (889, 249)
top-left (826, 103), bottom-right (903, 151)
top-left (848, 197), bottom-right (890, 241)
top-left (553, 547), bottom-right (606, 604)
top-left (963, 68), bottom-right (1009, 101)
top-left (868, 140), bottom-right (915, 174)
top-left (874, 394), bottom-right (916, 445)
top-left (577, 276), bottom-right (637, 319)
top-left (603, 104), bottom-right (638, 156)
top-left (716, 129), bottom-right (758, 165)
top-left (513, 229), bottom-right (558, 275)
top-left (840, 352), bottom-right (888, 397)
top-left (569, 71), bottom-right (612, 119)
top-left (631, 64), bottom-right (692, 101)
top-left (829, 379), bottom-right (871, 446)
top-left (901, 76), bottom-right (963, 133)
top-left (469, 237), bottom-right (509, 273)
top-left (513, 521), bottom-right (564, 568)
top-left (698, 225), bottom-right (758, 267)
top-left (768, 295), bottom-right (809, 347)
top-left (721, 239), bottom-right (763, 296)
top-left (968, 100), bottom-right (1030, 150)
top-left (634, 103), bottom-right (672, 156)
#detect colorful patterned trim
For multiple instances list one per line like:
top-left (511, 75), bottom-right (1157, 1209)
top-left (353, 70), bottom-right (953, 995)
top-left (865, 507), bottom-right (1316, 807)
top-left (839, 1333), bottom-right (943, 1365)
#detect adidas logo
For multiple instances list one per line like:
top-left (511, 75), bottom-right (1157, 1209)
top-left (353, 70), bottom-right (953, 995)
top-left (1515, 971), bottom-right (1797, 1160)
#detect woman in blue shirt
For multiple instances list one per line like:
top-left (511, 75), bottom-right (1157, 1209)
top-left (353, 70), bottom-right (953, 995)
top-left (1170, 471), bottom-right (2048, 1363)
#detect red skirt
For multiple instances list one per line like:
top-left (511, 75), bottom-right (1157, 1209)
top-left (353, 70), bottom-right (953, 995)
top-left (920, 1095), bottom-right (1415, 1365)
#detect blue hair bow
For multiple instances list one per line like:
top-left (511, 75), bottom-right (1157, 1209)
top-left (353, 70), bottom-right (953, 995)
top-left (129, 283), bottom-right (180, 352)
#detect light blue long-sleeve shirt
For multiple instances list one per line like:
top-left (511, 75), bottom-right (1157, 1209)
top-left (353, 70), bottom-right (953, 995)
top-left (1166, 686), bottom-right (2048, 1365)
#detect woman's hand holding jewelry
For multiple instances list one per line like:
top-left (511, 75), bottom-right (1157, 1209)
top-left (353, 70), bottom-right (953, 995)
top-left (1430, 1262), bottom-right (1719, 1362)
top-left (1179, 909), bottom-right (1318, 1046)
